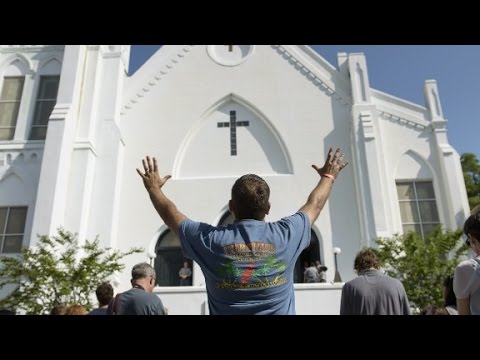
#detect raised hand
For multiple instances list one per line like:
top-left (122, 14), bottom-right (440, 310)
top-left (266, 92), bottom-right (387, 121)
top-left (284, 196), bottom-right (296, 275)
top-left (136, 156), bottom-right (172, 191)
top-left (311, 148), bottom-right (348, 180)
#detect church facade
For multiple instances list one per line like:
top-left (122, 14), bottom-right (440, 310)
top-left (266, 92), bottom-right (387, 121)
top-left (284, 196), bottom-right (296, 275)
top-left (0, 45), bottom-right (469, 314)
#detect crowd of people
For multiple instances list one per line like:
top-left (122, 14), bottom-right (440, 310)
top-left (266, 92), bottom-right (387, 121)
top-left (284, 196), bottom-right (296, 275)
top-left (2, 147), bottom-right (479, 315)
top-left (48, 262), bottom-right (167, 315)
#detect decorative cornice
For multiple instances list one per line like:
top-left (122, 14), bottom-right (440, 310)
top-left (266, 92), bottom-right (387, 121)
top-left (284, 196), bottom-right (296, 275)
top-left (431, 118), bottom-right (447, 130)
top-left (49, 104), bottom-right (71, 121)
top-left (439, 143), bottom-right (454, 155)
top-left (0, 150), bottom-right (42, 169)
top-left (378, 110), bottom-right (427, 130)
top-left (121, 45), bottom-right (195, 115)
top-left (0, 45), bottom-right (64, 53)
top-left (0, 141), bottom-right (45, 151)
top-left (73, 140), bottom-right (98, 156)
top-left (270, 45), bottom-right (350, 105)
top-left (360, 111), bottom-right (375, 139)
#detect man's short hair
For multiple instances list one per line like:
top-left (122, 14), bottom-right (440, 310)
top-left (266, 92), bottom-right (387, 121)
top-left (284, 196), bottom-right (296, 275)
top-left (50, 305), bottom-right (67, 315)
top-left (95, 282), bottom-right (114, 306)
top-left (132, 262), bottom-right (156, 281)
top-left (464, 212), bottom-right (480, 240)
top-left (231, 174), bottom-right (270, 220)
top-left (354, 248), bottom-right (380, 272)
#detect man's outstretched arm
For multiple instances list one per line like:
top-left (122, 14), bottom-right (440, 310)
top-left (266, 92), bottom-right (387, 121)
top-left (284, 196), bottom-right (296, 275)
top-left (137, 156), bottom-right (187, 236)
top-left (299, 148), bottom-right (348, 226)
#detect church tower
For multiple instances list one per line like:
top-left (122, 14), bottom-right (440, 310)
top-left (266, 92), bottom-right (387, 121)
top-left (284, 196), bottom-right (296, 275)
top-left (30, 45), bottom-right (131, 247)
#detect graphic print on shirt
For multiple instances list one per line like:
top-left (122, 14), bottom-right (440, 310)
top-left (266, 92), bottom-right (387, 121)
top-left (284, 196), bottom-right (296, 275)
top-left (216, 242), bottom-right (287, 289)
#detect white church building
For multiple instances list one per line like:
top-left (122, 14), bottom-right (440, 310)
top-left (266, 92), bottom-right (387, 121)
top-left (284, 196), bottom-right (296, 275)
top-left (0, 45), bottom-right (470, 314)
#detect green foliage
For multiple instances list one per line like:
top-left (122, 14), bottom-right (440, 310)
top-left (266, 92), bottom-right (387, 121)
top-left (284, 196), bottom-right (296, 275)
top-left (0, 228), bottom-right (143, 314)
top-left (374, 227), bottom-right (467, 313)
top-left (461, 153), bottom-right (480, 210)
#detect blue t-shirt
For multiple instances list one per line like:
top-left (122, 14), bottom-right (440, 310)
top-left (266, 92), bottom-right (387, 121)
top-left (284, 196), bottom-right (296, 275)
top-left (178, 211), bottom-right (310, 315)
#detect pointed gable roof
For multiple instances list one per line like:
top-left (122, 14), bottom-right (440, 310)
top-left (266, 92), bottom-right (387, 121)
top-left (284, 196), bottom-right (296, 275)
top-left (121, 45), bottom-right (354, 116)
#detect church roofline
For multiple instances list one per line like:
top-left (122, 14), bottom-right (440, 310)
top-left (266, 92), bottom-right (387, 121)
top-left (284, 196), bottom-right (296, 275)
top-left (296, 45), bottom-right (340, 73)
top-left (271, 45), bottom-right (351, 104)
top-left (371, 88), bottom-right (432, 129)
top-left (371, 88), bottom-right (427, 113)
top-left (271, 45), bottom-right (352, 105)
top-left (121, 45), bottom-right (353, 115)
top-left (121, 45), bottom-right (194, 115)
top-left (377, 109), bottom-right (429, 130)
top-left (0, 45), bottom-right (64, 53)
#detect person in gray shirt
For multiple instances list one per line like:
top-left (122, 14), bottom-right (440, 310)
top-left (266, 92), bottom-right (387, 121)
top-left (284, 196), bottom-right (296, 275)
top-left (340, 248), bottom-right (410, 315)
top-left (108, 263), bottom-right (166, 315)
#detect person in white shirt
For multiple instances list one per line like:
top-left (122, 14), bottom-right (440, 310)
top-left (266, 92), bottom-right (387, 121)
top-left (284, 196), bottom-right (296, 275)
top-left (454, 212), bottom-right (480, 315)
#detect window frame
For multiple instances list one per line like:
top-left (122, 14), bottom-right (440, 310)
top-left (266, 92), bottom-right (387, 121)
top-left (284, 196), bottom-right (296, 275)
top-left (0, 206), bottom-right (28, 254)
top-left (0, 76), bottom-right (25, 141)
top-left (396, 180), bottom-right (441, 240)
top-left (29, 75), bottom-right (60, 140)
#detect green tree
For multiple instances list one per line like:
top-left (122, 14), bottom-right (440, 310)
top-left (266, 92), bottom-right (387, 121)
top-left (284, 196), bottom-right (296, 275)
top-left (374, 227), bottom-right (466, 313)
top-left (0, 228), bottom-right (142, 314)
top-left (461, 152), bottom-right (480, 210)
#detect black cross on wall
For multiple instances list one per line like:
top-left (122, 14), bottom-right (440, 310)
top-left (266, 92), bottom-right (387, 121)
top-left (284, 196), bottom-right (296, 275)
top-left (217, 110), bottom-right (249, 156)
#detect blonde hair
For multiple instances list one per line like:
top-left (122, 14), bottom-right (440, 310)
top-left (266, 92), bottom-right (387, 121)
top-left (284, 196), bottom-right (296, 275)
top-left (65, 304), bottom-right (87, 315)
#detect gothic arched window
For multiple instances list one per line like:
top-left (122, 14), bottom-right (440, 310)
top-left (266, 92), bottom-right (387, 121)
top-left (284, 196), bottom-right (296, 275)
top-left (0, 60), bottom-right (28, 140)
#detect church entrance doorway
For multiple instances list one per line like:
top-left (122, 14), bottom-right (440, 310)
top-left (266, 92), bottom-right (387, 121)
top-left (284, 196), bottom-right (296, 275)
top-left (294, 230), bottom-right (322, 283)
top-left (154, 229), bottom-right (192, 286)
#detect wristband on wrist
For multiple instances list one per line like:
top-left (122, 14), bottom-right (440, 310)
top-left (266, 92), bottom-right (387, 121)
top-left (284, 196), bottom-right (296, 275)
top-left (322, 173), bottom-right (335, 182)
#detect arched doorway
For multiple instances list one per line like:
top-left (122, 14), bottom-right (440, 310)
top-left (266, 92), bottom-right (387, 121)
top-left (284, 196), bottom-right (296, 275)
top-left (154, 229), bottom-right (193, 286)
top-left (294, 230), bottom-right (322, 283)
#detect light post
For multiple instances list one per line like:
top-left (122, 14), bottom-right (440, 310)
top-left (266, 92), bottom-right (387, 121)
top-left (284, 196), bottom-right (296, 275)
top-left (332, 247), bottom-right (342, 283)
top-left (147, 252), bottom-right (156, 266)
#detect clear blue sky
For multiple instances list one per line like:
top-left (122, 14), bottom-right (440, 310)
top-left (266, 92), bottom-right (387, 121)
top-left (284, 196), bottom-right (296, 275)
top-left (129, 45), bottom-right (480, 159)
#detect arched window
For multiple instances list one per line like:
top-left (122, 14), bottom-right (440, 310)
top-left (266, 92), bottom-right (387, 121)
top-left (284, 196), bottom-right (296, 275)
top-left (294, 230), bottom-right (322, 283)
top-left (29, 58), bottom-right (61, 140)
top-left (0, 60), bottom-right (28, 140)
top-left (29, 75), bottom-right (60, 140)
top-left (154, 229), bottom-right (192, 286)
top-left (395, 151), bottom-right (440, 239)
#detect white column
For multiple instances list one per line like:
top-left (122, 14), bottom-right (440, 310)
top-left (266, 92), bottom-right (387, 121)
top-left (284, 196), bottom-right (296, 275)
top-left (62, 47), bottom-right (100, 242)
top-left (424, 80), bottom-right (469, 228)
top-left (83, 46), bottom-right (130, 248)
top-left (30, 45), bottom-right (87, 243)
top-left (348, 53), bottom-right (393, 246)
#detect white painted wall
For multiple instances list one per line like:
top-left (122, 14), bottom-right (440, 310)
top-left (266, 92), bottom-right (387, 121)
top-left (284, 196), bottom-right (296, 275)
top-left (0, 46), bottom-right (64, 248)
top-left (154, 283), bottom-right (343, 315)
